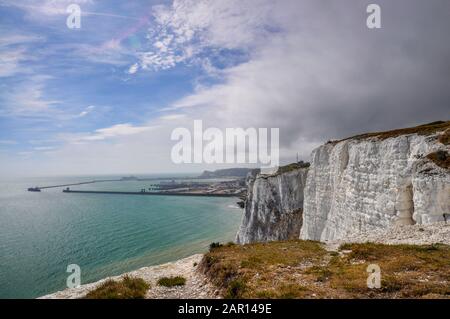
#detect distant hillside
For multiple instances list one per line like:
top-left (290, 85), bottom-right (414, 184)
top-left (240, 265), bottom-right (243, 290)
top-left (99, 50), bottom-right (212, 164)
top-left (199, 168), bottom-right (255, 178)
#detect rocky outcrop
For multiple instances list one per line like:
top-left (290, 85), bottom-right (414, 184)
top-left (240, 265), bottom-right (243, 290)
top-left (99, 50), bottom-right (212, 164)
top-left (235, 167), bottom-right (308, 244)
top-left (328, 222), bottom-right (450, 248)
top-left (301, 128), bottom-right (450, 241)
top-left (236, 122), bottom-right (450, 244)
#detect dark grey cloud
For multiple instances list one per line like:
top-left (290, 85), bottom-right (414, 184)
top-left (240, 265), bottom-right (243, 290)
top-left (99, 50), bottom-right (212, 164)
top-left (272, 0), bottom-right (450, 144)
top-left (175, 0), bottom-right (450, 159)
top-left (5, 0), bottom-right (449, 175)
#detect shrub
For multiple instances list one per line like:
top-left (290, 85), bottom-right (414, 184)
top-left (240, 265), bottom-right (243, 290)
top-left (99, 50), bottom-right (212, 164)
top-left (209, 242), bottom-right (223, 251)
top-left (85, 275), bottom-right (149, 299)
top-left (225, 279), bottom-right (246, 299)
top-left (157, 276), bottom-right (186, 287)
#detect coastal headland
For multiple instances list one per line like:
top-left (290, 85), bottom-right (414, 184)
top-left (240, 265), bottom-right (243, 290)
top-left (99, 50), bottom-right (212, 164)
top-left (39, 121), bottom-right (450, 299)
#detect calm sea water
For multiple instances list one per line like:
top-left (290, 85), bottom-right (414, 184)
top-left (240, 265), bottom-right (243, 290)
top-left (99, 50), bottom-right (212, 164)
top-left (0, 175), bottom-right (243, 299)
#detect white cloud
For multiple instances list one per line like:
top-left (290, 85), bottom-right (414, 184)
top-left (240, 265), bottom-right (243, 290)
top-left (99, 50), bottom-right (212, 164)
top-left (148, 0), bottom-right (450, 155)
top-left (89, 124), bottom-right (153, 140)
top-left (0, 76), bottom-right (62, 117)
top-left (159, 114), bottom-right (186, 121)
top-left (0, 48), bottom-right (27, 77)
top-left (69, 123), bottom-right (157, 143)
top-left (74, 42), bottom-right (134, 66)
top-left (127, 63), bottom-right (139, 74)
top-left (0, 76), bottom-right (101, 123)
top-left (0, 34), bottom-right (44, 46)
top-left (33, 146), bottom-right (55, 151)
top-left (78, 105), bottom-right (95, 117)
top-left (0, 33), bottom-right (44, 77)
top-left (136, 0), bottom-right (276, 71)
top-left (0, 0), bottom-right (139, 23)
top-left (0, 140), bottom-right (17, 145)
top-left (153, 0), bottom-right (275, 48)
top-left (0, 0), bottom-right (93, 19)
top-left (17, 151), bottom-right (33, 157)
top-left (3, 0), bottom-right (449, 177)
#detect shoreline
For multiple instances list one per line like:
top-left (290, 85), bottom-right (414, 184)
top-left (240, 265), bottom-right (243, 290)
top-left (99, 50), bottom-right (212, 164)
top-left (39, 222), bottom-right (449, 299)
top-left (39, 254), bottom-right (219, 299)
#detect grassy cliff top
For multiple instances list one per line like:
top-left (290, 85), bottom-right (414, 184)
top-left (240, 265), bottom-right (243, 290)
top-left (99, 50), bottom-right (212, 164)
top-left (200, 240), bottom-right (449, 299)
top-left (276, 161), bottom-right (310, 174)
top-left (329, 120), bottom-right (450, 144)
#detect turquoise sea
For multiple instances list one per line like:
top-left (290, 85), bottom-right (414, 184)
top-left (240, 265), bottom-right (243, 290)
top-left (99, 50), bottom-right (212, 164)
top-left (0, 175), bottom-right (243, 299)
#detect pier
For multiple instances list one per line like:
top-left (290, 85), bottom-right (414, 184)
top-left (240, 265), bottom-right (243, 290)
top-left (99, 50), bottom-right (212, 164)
top-left (27, 175), bottom-right (245, 198)
top-left (62, 189), bottom-right (238, 197)
top-left (27, 179), bottom-right (122, 192)
top-left (26, 176), bottom-right (202, 192)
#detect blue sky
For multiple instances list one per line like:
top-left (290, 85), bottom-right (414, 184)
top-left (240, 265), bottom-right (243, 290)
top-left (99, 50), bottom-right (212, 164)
top-left (0, 0), bottom-right (255, 175)
top-left (1, 0), bottom-right (449, 177)
top-left (0, 1), bottom-right (211, 154)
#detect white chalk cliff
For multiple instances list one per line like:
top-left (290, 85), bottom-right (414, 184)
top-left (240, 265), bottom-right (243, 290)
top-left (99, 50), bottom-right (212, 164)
top-left (236, 167), bottom-right (308, 244)
top-left (236, 122), bottom-right (450, 244)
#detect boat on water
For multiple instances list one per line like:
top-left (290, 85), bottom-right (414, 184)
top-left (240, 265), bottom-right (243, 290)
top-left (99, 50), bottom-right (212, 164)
top-left (27, 187), bottom-right (41, 192)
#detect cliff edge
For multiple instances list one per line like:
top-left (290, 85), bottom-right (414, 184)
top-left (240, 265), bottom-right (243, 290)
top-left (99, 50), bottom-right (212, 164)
top-left (236, 165), bottom-right (308, 244)
top-left (236, 121), bottom-right (450, 244)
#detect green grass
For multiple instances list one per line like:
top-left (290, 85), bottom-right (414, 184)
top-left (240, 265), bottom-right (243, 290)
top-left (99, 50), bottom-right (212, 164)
top-left (157, 276), bottom-right (186, 287)
top-left (84, 275), bottom-right (149, 299)
top-left (225, 279), bottom-right (247, 299)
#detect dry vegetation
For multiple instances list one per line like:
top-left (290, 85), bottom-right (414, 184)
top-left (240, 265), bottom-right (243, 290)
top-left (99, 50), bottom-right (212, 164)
top-left (157, 276), bottom-right (186, 287)
top-left (329, 121), bottom-right (450, 145)
top-left (85, 275), bottom-right (149, 299)
top-left (438, 128), bottom-right (450, 145)
top-left (276, 161), bottom-right (310, 174)
top-left (426, 150), bottom-right (450, 169)
top-left (200, 240), bottom-right (450, 299)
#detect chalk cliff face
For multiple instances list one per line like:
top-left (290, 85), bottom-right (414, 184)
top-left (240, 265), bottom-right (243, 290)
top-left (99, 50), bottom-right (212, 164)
top-left (301, 131), bottom-right (449, 241)
top-left (235, 168), bottom-right (308, 244)
top-left (236, 122), bottom-right (449, 244)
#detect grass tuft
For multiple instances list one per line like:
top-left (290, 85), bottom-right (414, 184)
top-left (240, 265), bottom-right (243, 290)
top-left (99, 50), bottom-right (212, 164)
top-left (209, 242), bottom-right (223, 251)
top-left (157, 276), bottom-right (186, 287)
top-left (225, 279), bottom-right (247, 299)
top-left (85, 275), bottom-right (149, 299)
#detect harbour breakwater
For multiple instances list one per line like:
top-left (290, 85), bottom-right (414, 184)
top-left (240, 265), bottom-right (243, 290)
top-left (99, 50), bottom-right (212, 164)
top-left (62, 189), bottom-right (238, 197)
